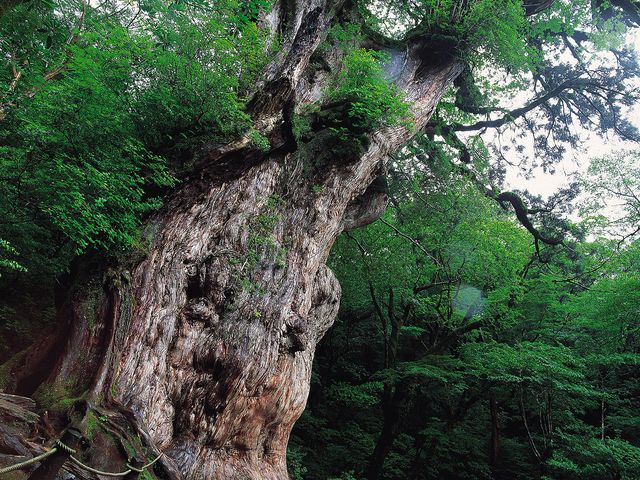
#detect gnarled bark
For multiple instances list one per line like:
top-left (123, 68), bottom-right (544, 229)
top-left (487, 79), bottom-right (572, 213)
top-left (2, 1), bottom-right (463, 478)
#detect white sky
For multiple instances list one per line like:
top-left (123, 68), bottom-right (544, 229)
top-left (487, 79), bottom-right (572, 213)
top-left (500, 31), bottom-right (640, 199)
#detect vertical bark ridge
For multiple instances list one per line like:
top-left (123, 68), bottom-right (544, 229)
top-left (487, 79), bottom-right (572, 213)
top-left (12, 3), bottom-right (464, 476)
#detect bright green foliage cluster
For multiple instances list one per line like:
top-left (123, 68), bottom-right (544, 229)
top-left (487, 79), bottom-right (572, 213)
top-left (130, 1), bottom-right (268, 148)
top-left (1, 54), bottom-right (174, 252)
top-left (461, 0), bottom-right (534, 70)
top-left (0, 0), bottom-right (270, 276)
top-left (328, 49), bottom-right (412, 132)
top-left (362, 0), bottom-right (536, 72)
top-left (0, 0), bottom-right (271, 355)
top-left (0, 240), bottom-right (25, 272)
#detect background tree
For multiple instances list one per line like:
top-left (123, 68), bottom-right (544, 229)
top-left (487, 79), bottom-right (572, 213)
top-left (290, 151), bottom-right (640, 480)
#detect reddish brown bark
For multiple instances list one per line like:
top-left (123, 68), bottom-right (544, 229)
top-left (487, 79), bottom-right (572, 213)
top-left (3, 1), bottom-right (463, 478)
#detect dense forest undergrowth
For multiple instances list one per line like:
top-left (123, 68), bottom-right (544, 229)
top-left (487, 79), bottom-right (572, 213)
top-left (289, 151), bottom-right (640, 480)
top-left (0, 0), bottom-right (639, 479)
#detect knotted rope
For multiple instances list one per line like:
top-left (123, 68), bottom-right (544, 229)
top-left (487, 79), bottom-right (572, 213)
top-left (0, 437), bottom-right (163, 477)
top-left (68, 452), bottom-right (163, 477)
top-left (0, 448), bottom-right (57, 474)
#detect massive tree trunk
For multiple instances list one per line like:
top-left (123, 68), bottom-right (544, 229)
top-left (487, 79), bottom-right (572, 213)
top-left (2, 1), bottom-right (463, 478)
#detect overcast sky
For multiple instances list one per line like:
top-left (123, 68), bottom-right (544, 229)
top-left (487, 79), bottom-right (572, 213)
top-left (500, 31), bottom-right (640, 199)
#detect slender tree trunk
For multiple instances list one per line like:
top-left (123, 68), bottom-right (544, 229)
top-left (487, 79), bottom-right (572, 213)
top-left (364, 288), bottom-right (411, 479)
top-left (364, 415), bottom-right (398, 479)
top-left (489, 390), bottom-right (500, 468)
top-left (601, 398), bottom-right (606, 440)
top-left (3, 1), bottom-right (463, 478)
top-left (364, 383), bottom-right (406, 480)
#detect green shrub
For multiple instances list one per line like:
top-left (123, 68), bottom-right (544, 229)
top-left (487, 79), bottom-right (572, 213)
top-left (0, 0), bottom-right (271, 276)
top-left (361, 0), bottom-right (538, 73)
top-left (327, 48), bottom-right (413, 132)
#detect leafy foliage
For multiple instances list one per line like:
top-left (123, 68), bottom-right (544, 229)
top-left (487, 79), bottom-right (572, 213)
top-left (0, 0), bottom-right (270, 276)
top-left (579, 151), bottom-right (640, 241)
top-left (0, 0), bottom-right (271, 354)
top-left (327, 48), bottom-right (412, 132)
top-left (289, 149), bottom-right (640, 479)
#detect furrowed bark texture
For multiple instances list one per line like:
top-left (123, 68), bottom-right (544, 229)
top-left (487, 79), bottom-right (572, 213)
top-left (6, 2), bottom-right (463, 478)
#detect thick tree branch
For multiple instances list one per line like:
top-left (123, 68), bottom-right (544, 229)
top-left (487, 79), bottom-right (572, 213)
top-left (523, 0), bottom-right (556, 15)
top-left (450, 78), bottom-right (603, 133)
top-left (497, 191), bottom-right (564, 249)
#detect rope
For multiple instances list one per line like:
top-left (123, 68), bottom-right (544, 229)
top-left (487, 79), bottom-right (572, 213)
top-left (0, 438), bottom-right (163, 477)
top-left (69, 452), bottom-right (163, 477)
top-left (69, 456), bottom-right (132, 477)
top-left (55, 438), bottom-right (77, 454)
top-left (0, 448), bottom-right (57, 474)
top-left (127, 453), bottom-right (164, 473)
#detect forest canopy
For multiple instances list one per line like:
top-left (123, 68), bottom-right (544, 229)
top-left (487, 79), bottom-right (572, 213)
top-left (1, 0), bottom-right (638, 273)
top-left (0, 1), bottom-right (639, 480)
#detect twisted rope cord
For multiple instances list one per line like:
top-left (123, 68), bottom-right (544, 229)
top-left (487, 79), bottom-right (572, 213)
top-left (0, 438), bottom-right (163, 477)
top-left (127, 453), bottom-right (164, 473)
top-left (69, 456), bottom-right (132, 477)
top-left (0, 448), bottom-right (57, 474)
top-left (55, 438), bottom-right (77, 454)
top-left (69, 452), bottom-right (164, 477)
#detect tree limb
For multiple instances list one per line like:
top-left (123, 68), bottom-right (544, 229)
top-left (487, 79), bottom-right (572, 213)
top-left (450, 78), bottom-right (603, 133)
top-left (497, 191), bottom-right (564, 250)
